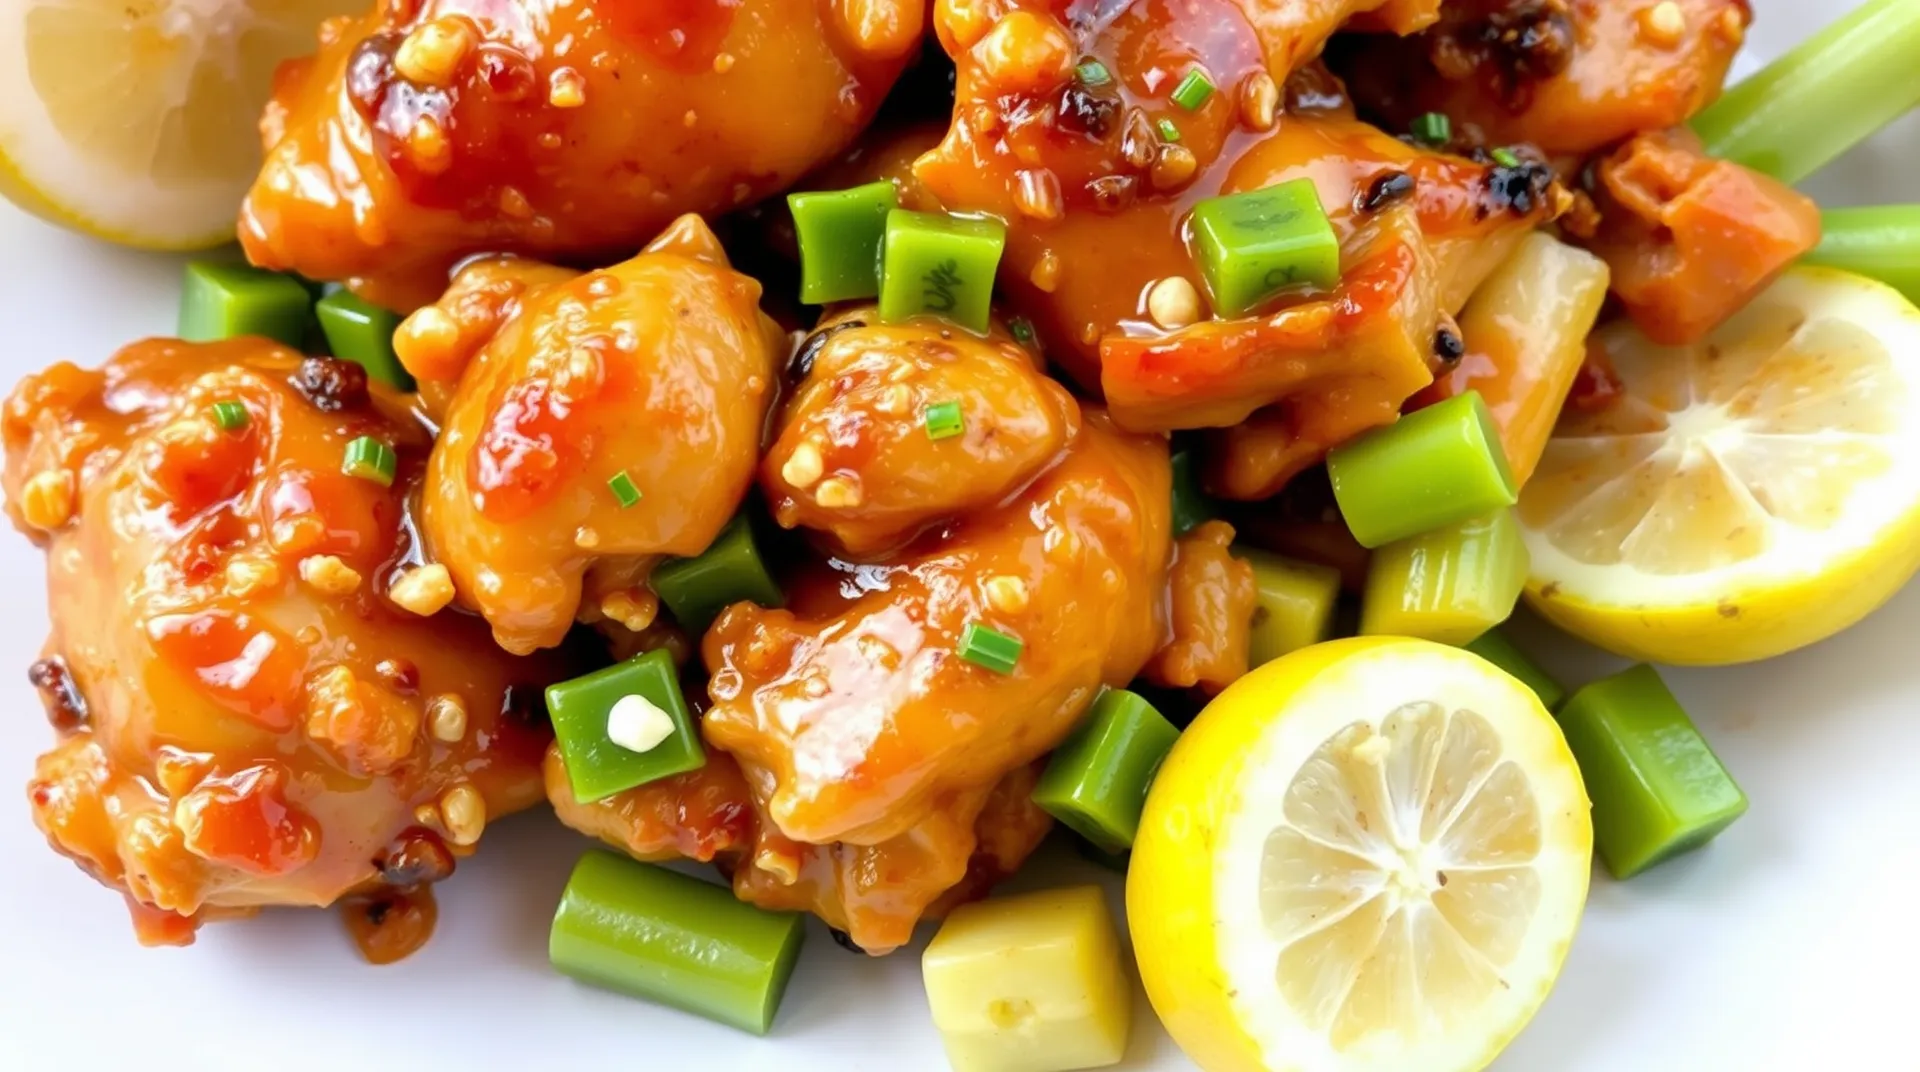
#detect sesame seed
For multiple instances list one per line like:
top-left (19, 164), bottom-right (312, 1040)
top-left (1014, 168), bottom-right (1065, 221)
top-left (393, 18), bottom-right (474, 86)
top-left (19, 470), bottom-right (73, 531)
top-left (782, 441), bottom-right (825, 489)
top-left (1240, 71), bottom-right (1279, 132)
top-left (1030, 250), bottom-right (1062, 293)
top-left (574, 526), bottom-right (601, 549)
top-left (1640, 2), bottom-right (1686, 46)
top-left (427, 694), bottom-right (468, 743)
top-left (984, 575), bottom-right (1029, 614)
top-left (548, 68), bottom-right (586, 108)
top-left (713, 52), bottom-right (736, 73)
top-left (439, 784), bottom-right (486, 846)
top-left (1147, 276), bottom-right (1202, 330)
top-left (815, 477), bottom-right (864, 509)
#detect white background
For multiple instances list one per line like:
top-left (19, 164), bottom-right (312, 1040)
top-left (1, 2), bottom-right (1916, 1069)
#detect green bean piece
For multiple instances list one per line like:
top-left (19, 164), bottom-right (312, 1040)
top-left (1033, 689), bottom-right (1180, 854)
top-left (878, 210), bottom-right (1007, 333)
top-left (545, 649), bottom-right (706, 803)
top-left (549, 851), bottom-right (806, 1035)
top-left (1692, 0), bottom-right (1920, 184)
top-left (1326, 391), bottom-right (1517, 549)
top-left (1190, 180), bottom-right (1341, 317)
top-left (179, 262), bottom-right (312, 347)
top-left (314, 290), bottom-right (416, 390)
top-left (1359, 509), bottom-right (1529, 646)
top-left (1803, 205), bottom-right (1920, 303)
top-left (1463, 628), bottom-right (1566, 712)
top-left (788, 182), bottom-right (899, 304)
top-left (649, 515), bottom-right (784, 634)
top-left (1557, 665), bottom-right (1748, 879)
top-left (1169, 448), bottom-right (1216, 537)
top-left (1240, 548), bottom-right (1341, 667)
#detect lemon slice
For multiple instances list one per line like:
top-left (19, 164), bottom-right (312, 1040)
top-left (1129, 637), bottom-right (1592, 1072)
top-left (1518, 267), bottom-right (1920, 665)
top-left (0, 0), bottom-right (352, 249)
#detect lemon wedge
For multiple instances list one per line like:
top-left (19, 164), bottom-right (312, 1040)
top-left (1519, 267), bottom-right (1920, 665)
top-left (0, 0), bottom-right (351, 249)
top-left (1129, 637), bottom-right (1592, 1072)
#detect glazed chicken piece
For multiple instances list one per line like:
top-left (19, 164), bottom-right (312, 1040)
top-left (241, 0), bottom-right (924, 307)
top-left (5, 340), bottom-right (560, 954)
top-left (1584, 127), bottom-right (1821, 346)
top-left (1336, 0), bottom-right (1750, 158)
top-left (705, 412), bottom-right (1172, 848)
top-left (546, 747), bottom-right (1052, 954)
top-left (1143, 520), bottom-right (1257, 693)
top-left (404, 216), bottom-right (784, 655)
top-left (764, 307), bottom-right (1080, 556)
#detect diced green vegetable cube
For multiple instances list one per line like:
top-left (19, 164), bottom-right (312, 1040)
top-left (1240, 549), bottom-right (1342, 667)
top-left (923, 886), bottom-right (1132, 1072)
top-left (924, 399), bottom-right (965, 441)
top-left (549, 851), bottom-right (805, 1035)
top-left (1359, 509), bottom-right (1529, 645)
top-left (1327, 391), bottom-right (1518, 549)
top-left (1411, 112), bottom-right (1452, 145)
top-left (1170, 447), bottom-right (1216, 537)
top-left (789, 181), bottom-right (899, 305)
top-left (1557, 665), bottom-right (1748, 879)
top-left (1156, 117), bottom-right (1182, 143)
top-left (1464, 628), bottom-right (1566, 711)
top-left (878, 210), bottom-right (1007, 334)
top-left (179, 262), bottom-right (313, 347)
top-left (315, 290), bottom-right (416, 390)
top-left (649, 515), bottom-right (785, 634)
top-left (1033, 689), bottom-right (1179, 854)
top-left (1190, 179), bottom-right (1341, 317)
top-left (607, 470), bottom-right (642, 509)
top-left (211, 401), bottom-right (249, 432)
top-left (545, 649), bottom-right (706, 804)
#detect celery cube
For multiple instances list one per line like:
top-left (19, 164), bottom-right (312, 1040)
top-left (923, 886), bottom-right (1132, 1072)
top-left (1359, 509), bottom-right (1529, 646)
top-left (1240, 549), bottom-right (1341, 666)
top-left (1190, 180), bottom-right (1340, 317)
top-left (878, 210), bottom-right (1007, 334)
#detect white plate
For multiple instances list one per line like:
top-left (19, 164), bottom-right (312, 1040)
top-left (1, 3), bottom-right (1916, 1069)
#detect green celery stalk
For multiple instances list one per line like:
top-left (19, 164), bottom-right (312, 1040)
top-left (1802, 205), bottom-right (1920, 303)
top-left (1693, 0), bottom-right (1920, 183)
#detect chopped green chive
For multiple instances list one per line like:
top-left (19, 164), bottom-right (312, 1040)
top-left (179, 262), bottom-right (312, 348)
top-left (1170, 69), bottom-right (1215, 111)
top-left (788, 182), bottom-right (899, 305)
top-left (957, 622), bottom-right (1022, 674)
top-left (1075, 59), bottom-right (1112, 87)
top-left (924, 400), bottom-right (965, 441)
top-left (878, 209), bottom-right (1008, 334)
top-left (1155, 118), bottom-right (1182, 143)
top-left (549, 851), bottom-right (805, 1035)
top-left (315, 290), bottom-right (416, 390)
top-left (1008, 316), bottom-right (1036, 345)
top-left (341, 436), bottom-right (397, 487)
top-left (211, 401), bottom-right (249, 432)
top-left (1490, 147), bottom-right (1522, 168)
top-left (546, 648), bottom-right (707, 803)
top-left (1032, 689), bottom-right (1180, 854)
top-left (1410, 112), bottom-right (1452, 145)
top-left (1189, 179), bottom-right (1341, 317)
top-left (607, 470), bottom-right (642, 508)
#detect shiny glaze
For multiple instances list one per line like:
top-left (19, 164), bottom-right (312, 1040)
top-left (410, 217), bottom-right (783, 653)
top-left (1584, 127), bottom-right (1820, 345)
top-left (546, 746), bottom-right (1050, 954)
top-left (1143, 520), bottom-right (1254, 692)
top-left (704, 412), bottom-right (1171, 847)
top-left (4, 339), bottom-right (559, 947)
top-left (1338, 0), bottom-right (1750, 157)
top-left (765, 306), bottom-right (1081, 555)
top-left (241, 0), bottom-right (923, 306)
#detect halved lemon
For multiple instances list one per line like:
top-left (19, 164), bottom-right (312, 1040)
top-left (0, 0), bottom-right (352, 249)
top-left (1129, 637), bottom-right (1592, 1072)
top-left (1519, 267), bottom-right (1920, 665)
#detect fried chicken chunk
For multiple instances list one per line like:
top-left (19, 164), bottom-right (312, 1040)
top-left (240, 0), bottom-right (924, 306)
top-left (765, 307), bottom-right (1080, 556)
top-left (705, 412), bottom-right (1172, 848)
top-left (407, 216), bottom-right (784, 654)
top-left (1337, 0), bottom-right (1750, 157)
top-left (5, 339), bottom-right (559, 949)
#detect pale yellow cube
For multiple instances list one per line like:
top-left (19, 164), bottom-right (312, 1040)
top-left (921, 885), bottom-right (1132, 1072)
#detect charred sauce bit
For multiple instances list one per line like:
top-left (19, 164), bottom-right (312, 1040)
top-left (343, 888), bottom-right (439, 965)
top-left (1479, 0), bottom-right (1576, 87)
top-left (28, 656), bottom-right (88, 731)
top-left (1476, 158), bottom-right (1558, 219)
top-left (1434, 327), bottom-right (1467, 363)
top-left (290, 357), bottom-right (371, 413)
top-left (1359, 170), bottom-right (1417, 214)
top-left (375, 828), bottom-right (458, 886)
top-left (789, 319), bottom-right (865, 381)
